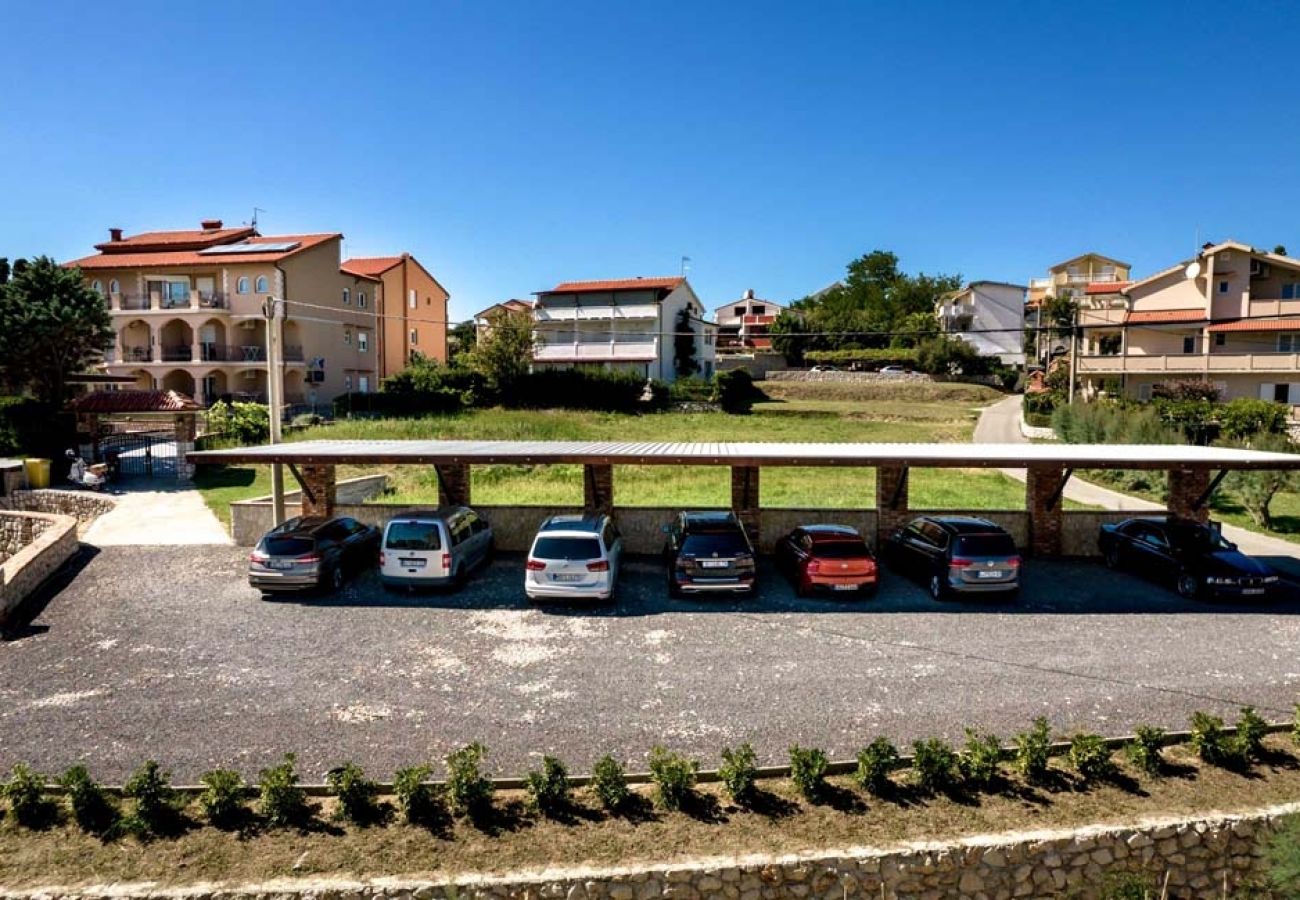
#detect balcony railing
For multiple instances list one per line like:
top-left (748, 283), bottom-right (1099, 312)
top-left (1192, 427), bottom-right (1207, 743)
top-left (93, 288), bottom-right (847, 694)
top-left (1029, 278), bottom-right (1053, 290)
top-left (121, 345), bottom-right (152, 362)
top-left (1078, 352), bottom-right (1300, 375)
top-left (110, 291), bottom-right (228, 311)
top-left (160, 345), bottom-right (193, 362)
top-left (534, 339), bottom-right (659, 362)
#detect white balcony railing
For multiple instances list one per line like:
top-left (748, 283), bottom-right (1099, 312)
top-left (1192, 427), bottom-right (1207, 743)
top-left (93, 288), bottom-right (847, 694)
top-left (1029, 278), bottom-right (1053, 289)
top-left (1077, 352), bottom-right (1300, 375)
top-left (534, 339), bottom-right (659, 362)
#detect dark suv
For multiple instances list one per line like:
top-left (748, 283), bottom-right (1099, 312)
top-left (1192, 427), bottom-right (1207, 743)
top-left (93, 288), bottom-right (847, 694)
top-left (248, 515), bottom-right (380, 595)
top-left (883, 515), bottom-right (1020, 599)
top-left (663, 511), bottom-right (757, 597)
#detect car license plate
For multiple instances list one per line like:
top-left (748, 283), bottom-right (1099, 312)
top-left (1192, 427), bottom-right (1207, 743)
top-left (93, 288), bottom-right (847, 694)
top-left (977, 570), bottom-right (1003, 579)
top-left (268, 560), bottom-right (293, 570)
top-left (1243, 588), bottom-right (1265, 595)
top-left (399, 558), bottom-right (426, 569)
top-left (833, 584), bottom-right (857, 592)
top-left (553, 574), bottom-right (583, 582)
top-left (699, 560), bottom-right (728, 569)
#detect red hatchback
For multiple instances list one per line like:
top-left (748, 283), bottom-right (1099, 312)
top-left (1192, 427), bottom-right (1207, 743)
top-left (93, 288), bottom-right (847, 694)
top-left (775, 525), bottom-right (878, 597)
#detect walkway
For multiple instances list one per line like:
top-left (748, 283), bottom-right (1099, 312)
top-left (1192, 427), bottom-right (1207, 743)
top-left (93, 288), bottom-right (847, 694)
top-left (82, 477), bottom-right (231, 547)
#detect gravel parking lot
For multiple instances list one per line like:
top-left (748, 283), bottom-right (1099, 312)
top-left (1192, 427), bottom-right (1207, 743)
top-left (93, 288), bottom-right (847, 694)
top-left (1, 545), bottom-right (1297, 782)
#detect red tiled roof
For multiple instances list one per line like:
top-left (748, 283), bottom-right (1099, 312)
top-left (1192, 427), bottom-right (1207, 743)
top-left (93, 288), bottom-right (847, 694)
top-left (1086, 281), bottom-right (1131, 295)
top-left (473, 299), bottom-right (534, 320)
top-left (547, 277), bottom-right (684, 294)
top-left (1207, 318), bottom-right (1300, 333)
top-left (95, 226), bottom-right (256, 253)
top-left (71, 389), bottom-right (203, 413)
top-left (1125, 309), bottom-right (1207, 325)
top-left (340, 256), bottom-right (403, 279)
top-left (67, 233), bottom-right (341, 270)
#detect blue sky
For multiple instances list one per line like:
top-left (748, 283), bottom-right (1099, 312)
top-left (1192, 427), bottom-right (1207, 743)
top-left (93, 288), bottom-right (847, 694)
top-left (2, 0), bottom-right (1298, 319)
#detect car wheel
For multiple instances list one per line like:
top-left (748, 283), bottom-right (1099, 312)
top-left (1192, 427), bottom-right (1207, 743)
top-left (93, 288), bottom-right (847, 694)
top-left (1104, 544), bottom-right (1121, 570)
top-left (929, 573), bottom-right (947, 601)
top-left (1176, 571), bottom-right (1201, 600)
top-left (329, 565), bottom-right (344, 592)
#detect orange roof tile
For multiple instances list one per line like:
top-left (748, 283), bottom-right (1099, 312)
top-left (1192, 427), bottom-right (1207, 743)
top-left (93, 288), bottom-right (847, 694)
top-left (1207, 318), bottom-right (1300, 333)
top-left (341, 256), bottom-right (403, 279)
top-left (1125, 309), bottom-right (1206, 325)
top-left (72, 389), bottom-right (203, 413)
top-left (1085, 281), bottom-right (1131, 295)
top-left (67, 233), bottom-right (341, 270)
top-left (547, 276), bottom-right (684, 294)
top-left (95, 226), bottom-right (255, 252)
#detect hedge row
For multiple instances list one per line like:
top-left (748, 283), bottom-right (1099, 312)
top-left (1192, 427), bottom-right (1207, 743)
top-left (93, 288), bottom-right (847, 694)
top-left (803, 348), bottom-right (919, 366)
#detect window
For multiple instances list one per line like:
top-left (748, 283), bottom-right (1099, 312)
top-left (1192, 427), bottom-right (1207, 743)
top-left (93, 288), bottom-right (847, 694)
top-left (344, 328), bottom-right (353, 347)
top-left (342, 288), bottom-right (351, 305)
top-left (344, 374), bottom-right (352, 391)
top-left (1214, 332), bottom-right (1226, 347)
top-left (358, 291), bottom-right (367, 309)
top-left (1276, 384), bottom-right (1291, 404)
top-left (1282, 283), bottom-right (1300, 300)
top-left (1218, 280), bottom-right (1229, 294)
top-left (91, 280), bottom-right (102, 295)
top-left (358, 375), bottom-right (370, 393)
top-left (237, 277), bottom-right (250, 294)
top-left (410, 328), bottom-right (418, 345)
top-left (752, 304), bottom-right (765, 315)
top-left (108, 279), bottom-right (120, 295)
top-left (255, 275), bottom-right (269, 293)
top-left (1182, 335), bottom-right (1196, 354)
top-left (1279, 334), bottom-right (1299, 352)
top-left (409, 289), bottom-right (417, 309)
top-left (1138, 383), bottom-right (1153, 401)
top-left (357, 331), bottom-right (369, 352)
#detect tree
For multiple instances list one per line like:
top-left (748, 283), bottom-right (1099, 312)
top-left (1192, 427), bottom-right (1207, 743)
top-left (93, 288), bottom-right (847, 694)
top-left (673, 308), bottom-right (697, 378)
top-left (0, 258), bottom-right (10, 285)
top-left (1225, 432), bottom-right (1298, 528)
top-left (448, 320), bottom-right (476, 363)
top-left (0, 257), bottom-right (112, 405)
top-left (1275, 245), bottom-right (1288, 256)
top-left (466, 307), bottom-right (534, 394)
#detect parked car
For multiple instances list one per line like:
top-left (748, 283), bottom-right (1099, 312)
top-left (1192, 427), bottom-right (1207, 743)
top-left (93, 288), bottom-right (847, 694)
top-left (248, 515), bottom-right (380, 595)
top-left (379, 506), bottom-right (493, 590)
top-left (663, 511), bottom-right (757, 597)
top-left (1098, 515), bottom-right (1279, 599)
top-left (878, 365), bottom-right (907, 375)
top-left (525, 513), bottom-right (622, 602)
top-left (774, 524), bottom-right (878, 597)
top-left (809, 364), bottom-right (838, 372)
top-left (882, 515), bottom-right (1020, 599)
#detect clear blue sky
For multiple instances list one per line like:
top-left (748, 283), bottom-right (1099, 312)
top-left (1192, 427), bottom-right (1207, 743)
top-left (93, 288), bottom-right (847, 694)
top-left (3, 0), bottom-right (1298, 320)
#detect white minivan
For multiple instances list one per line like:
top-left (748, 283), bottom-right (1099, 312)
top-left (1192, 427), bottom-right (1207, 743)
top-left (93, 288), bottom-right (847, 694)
top-left (380, 507), bottom-right (493, 590)
top-left (525, 514), bottom-right (622, 602)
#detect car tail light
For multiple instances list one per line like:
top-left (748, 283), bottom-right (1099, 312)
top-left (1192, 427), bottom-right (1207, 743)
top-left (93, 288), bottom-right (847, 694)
top-left (949, 557), bottom-right (973, 568)
top-left (296, 554), bottom-right (321, 564)
top-left (248, 549), bottom-right (268, 563)
top-left (1007, 556), bottom-right (1022, 568)
top-left (442, 553), bottom-right (451, 570)
top-left (587, 560), bottom-right (609, 572)
top-left (525, 559), bottom-right (546, 571)
top-left (806, 560), bottom-right (821, 575)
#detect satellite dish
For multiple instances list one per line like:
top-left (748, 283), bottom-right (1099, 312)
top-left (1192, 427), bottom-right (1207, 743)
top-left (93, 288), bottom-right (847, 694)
top-left (1185, 261), bottom-right (1202, 280)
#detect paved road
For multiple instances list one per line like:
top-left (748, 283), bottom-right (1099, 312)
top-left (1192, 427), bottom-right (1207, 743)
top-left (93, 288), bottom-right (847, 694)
top-left (1, 546), bottom-right (1296, 783)
top-left (82, 478), bottom-right (230, 546)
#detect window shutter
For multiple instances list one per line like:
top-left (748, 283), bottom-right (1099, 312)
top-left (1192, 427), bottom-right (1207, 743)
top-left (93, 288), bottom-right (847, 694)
top-left (1260, 383), bottom-right (1274, 401)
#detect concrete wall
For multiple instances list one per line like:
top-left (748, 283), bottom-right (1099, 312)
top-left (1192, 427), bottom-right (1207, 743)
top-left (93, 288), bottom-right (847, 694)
top-left (0, 510), bottom-right (78, 630)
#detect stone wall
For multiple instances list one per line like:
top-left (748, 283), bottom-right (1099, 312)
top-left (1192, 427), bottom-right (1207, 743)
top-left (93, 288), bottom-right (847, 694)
top-left (0, 489), bottom-right (114, 523)
top-left (765, 369), bottom-right (936, 384)
top-left (9, 804), bottom-right (1291, 900)
top-left (0, 510), bottom-right (78, 630)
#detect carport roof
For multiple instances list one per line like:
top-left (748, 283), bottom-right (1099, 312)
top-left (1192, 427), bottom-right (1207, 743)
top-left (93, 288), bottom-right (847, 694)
top-left (187, 439), bottom-right (1300, 471)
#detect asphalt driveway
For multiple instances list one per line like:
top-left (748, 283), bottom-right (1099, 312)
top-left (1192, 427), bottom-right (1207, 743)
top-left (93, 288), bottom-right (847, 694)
top-left (1, 546), bottom-right (1297, 782)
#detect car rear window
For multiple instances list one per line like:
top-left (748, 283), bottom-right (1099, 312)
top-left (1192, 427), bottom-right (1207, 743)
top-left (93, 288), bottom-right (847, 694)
top-left (532, 536), bottom-right (602, 560)
top-left (262, 536), bottom-right (315, 557)
top-left (682, 533), bottom-right (749, 556)
top-left (953, 533), bottom-right (1017, 557)
top-left (812, 539), bottom-right (870, 558)
top-left (386, 521), bottom-right (442, 551)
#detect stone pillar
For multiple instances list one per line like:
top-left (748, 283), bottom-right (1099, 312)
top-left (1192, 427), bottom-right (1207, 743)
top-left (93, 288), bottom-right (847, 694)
top-left (583, 464), bottom-right (613, 517)
top-left (174, 415), bottom-right (196, 482)
top-left (875, 463), bottom-right (910, 548)
top-left (299, 464), bottom-right (337, 518)
top-left (436, 463), bottom-right (471, 507)
top-left (1026, 463), bottom-right (1064, 556)
top-left (730, 465), bottom-right (760, 544)
top-left (1168, 468), bottom-right (1210, 523)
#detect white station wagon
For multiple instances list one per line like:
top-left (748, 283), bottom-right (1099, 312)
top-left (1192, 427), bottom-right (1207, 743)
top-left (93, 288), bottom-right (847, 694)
top-left (525, 513), bottom-right (623, 602)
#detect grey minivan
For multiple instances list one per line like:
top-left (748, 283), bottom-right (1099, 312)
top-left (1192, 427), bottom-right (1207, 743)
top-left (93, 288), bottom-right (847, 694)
top-left (379, 507), bottom-right (493, 589)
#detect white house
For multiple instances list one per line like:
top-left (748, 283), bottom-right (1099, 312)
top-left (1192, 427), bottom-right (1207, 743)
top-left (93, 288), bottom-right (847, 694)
top-left (713, 289), bottom-right (784, 353)
top-left (532, 276), bottom-right (716, 382)
top-left (935, 281), bottom-right (1027, 366)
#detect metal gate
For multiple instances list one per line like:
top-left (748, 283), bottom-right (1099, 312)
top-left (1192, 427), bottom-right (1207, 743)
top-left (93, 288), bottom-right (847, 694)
top-left (98, 431), bottom-right (177, 478)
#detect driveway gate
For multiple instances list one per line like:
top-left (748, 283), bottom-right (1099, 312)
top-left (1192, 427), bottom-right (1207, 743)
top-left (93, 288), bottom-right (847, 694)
top-left (98, 431), bottom-right (177, 478)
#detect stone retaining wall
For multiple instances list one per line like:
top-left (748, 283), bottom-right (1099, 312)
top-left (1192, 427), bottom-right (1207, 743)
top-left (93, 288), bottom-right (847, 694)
top-left (0, 509), bottom-right (78, 630)
top-left (765, 369), bottom-right (936, 384)
top-left (0, 489), bottom-right (115, 523)
top-left (7, 804), bottom-right (1291, 900)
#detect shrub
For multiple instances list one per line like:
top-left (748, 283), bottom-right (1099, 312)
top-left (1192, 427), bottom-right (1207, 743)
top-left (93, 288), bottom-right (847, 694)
top-left (258, 753), bottom-right (309, 827)
top-left (669, 375), bottom-right (714, 403)
top-left (392, 766), bottom-right (441, 825)
top-left (590, 754), bottom-right (630, 811)
top-left (803, 348), bottom-right (920, 368)
top-left (788, 745), bottom-right (829, 802)
top-left (206, 400), bottom-right (271, 444)
top-left (1219, 397), bottom-right (1289, 439)
top-left (1125, 725), bottom-right (1166, 776)
top-left (911, 738), bottom-right (958, 793)
top-left (332, 389), bottom-right (463, 419)
top-left (648, 746), bottom-right (697, 810)
top-left (1265, 814), bottom-right (1300, 897)
top-left (1, 764), bottom-right (52, 829)
top-left (327, 761), bottom-right (379, 824)
top-left (197, 768), bottom-right (246, 828)
top-left (1235, 706), bottom-right (1270, 761)
top-left (123, 760), bottom-right (177, 835)
top-left (915, 336), bottom-right (993, 377)
top-left (957, 730), bottom-right (1002, 789)
top-left (58, 765), bottom-right (118, 834)
top-left (855, 737), bottom-right (900, 794)
top-left (719, 743), bottom-right (759, 804)
top-left (524, 756), bottom-right (571, 816)
top-left (1189, 711), bottom-right (1236, 766)
top-left (506, 369), bottom-right (650, 412)
top-left (1014, 717), bottom-right (1054, 783)
top-left (1068, 733), bottom-right (1116, 783)
top-left (446, 742), bottom-right (494, 816)
top-left (714, 369), bottom-right (758, 414)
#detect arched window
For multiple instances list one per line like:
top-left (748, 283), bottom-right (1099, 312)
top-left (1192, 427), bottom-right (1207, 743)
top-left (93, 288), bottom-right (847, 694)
top-left (254, 275), bottom-right (269, 293)
top-left (91, 280), bottom-right (103, 295)
top-left (358, 291), bottom-right (367, 308)
top-left (236, 277), bottom-right (250, 294)
top-left (342, 288), bottom-right (351, 305)
top-left (108, 279), bottom-right (120, 295)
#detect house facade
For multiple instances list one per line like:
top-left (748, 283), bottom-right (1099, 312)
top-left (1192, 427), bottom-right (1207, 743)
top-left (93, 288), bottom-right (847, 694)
top-left (340, 255), bottom-right (450, 377)
top-left (532, 277), bottom-right (716, 382)
top-left (1076, 240), bottom-right (1300, 409)
top-left (935, 281), bottom-right (1026, 366)
top-left (472, 299), bottom-right (534, 343)
top-left (1026, 252), bottom-right (1131, 366)
top-left (713, 290), bottom-right (783, 354)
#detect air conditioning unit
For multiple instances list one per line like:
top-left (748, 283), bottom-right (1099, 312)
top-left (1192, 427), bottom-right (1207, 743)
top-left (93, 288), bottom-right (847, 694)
top-left (1250, 259), bottom-right (1270, 278)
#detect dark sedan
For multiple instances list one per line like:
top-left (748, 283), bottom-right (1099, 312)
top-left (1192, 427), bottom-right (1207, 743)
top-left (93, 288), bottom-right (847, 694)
top-left (1099, 516), bottom-right (1279, 599)
top-left (249, 515), bottom-right (381, 595)
top-left (774, 524), bottom-right (878, 597)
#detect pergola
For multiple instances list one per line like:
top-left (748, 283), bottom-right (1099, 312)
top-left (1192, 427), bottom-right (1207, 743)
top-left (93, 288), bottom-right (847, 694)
top-left (187, 440), bottom-right (1300, 555)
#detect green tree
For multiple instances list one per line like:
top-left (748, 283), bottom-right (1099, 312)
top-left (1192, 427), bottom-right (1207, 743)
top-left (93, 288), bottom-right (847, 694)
top-left (0, 258), bottom-right (112, 405)
top-left (0, 258), bottom-right (12, 285)
top-left (673, 307), bottom-right (698, 378)
top-left (467, 308), bottom-right (534, 393)
top-left (1224, 432), bottom-right (1298, 527)
top-left (1275, 245), bottom-right (1288, 256)
top-left (769, 309), bottom-right (808, 365)
top-left (448, 320), bottom-right (477, 362)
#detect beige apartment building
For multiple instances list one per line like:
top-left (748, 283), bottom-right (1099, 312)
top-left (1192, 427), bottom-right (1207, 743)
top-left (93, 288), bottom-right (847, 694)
top-left (1026, 252), bottom-right (1131, 366)
top-left (67, 219), bottom-right (447, 406)
top-left (1076, 240), bottom-right (1300, 409)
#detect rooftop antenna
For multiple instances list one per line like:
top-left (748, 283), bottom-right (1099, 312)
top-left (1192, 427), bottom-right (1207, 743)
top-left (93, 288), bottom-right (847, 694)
top-left (680, 255), bottom-right (691, 277)
top-left (250, 207), bottom-right (266, 233)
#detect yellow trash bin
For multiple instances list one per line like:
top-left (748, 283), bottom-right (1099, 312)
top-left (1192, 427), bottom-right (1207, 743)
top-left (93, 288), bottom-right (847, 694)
top-left (23, 458), bottom-right (51, 489)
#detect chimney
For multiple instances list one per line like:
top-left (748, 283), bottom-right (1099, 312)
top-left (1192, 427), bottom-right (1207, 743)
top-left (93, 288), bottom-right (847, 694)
top-left (744, 288), bottom-right (755, 300)
top-left (108, 227), bottom-right (123, 243)
top-left (200, 219), bottom-right (223, 232)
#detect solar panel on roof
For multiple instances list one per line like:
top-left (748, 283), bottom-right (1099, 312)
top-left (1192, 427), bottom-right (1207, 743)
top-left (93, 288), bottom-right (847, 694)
top-left (198, 241), bottom-right (301, 255)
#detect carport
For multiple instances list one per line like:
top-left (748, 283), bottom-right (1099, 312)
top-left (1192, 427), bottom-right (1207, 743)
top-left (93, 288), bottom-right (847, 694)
top-left (187, 440), bottom-right (1300, 555)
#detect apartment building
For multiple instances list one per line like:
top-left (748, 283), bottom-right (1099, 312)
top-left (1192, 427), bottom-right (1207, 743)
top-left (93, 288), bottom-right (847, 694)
top-left (1026, 252), bottom-right (1131, 366)
top-left (67, 219), bottom-right (446, 406)
top-left (340, 255), bottom-right (449, 374)
top-left (532, 276), bottom-right (716, 382)
top-left (1076, 240), bottom-right (1300, 409)
top-left (935, 281), bottom-right (1026, 366)
top-left (713, 290), bottom-right (783, 354)
top-left (472, 298), bottom-right (534, 343)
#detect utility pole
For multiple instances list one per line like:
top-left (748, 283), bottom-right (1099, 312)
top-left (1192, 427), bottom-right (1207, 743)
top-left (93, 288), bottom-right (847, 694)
top-left (263, 296), bottom-right (286, 525)
top-left (1067, 303), bottom-right (1078, 405)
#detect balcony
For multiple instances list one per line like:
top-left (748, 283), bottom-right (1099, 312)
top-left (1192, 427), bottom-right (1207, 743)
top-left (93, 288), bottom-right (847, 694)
top-left (1077, 352), bottom-right (1300, 375)
top-left (160, 345), bottom-right (193, 362)
top-left (534, 339), bottom-right (659, 362)
top-left (121, 345), bottom-right (152, 363)
top-left (110, 291), bottom-right (228, 312)
top-left (1029, 278), bottom-right (1054, 290)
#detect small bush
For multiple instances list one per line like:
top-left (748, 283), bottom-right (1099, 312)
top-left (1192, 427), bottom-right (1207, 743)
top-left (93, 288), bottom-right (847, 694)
top-left (590, 754), bottom-right (630, 811)
top-left (957, 730), bottom-right (1002, 789)
top-left (1264, 814), bottom-right (1300, 897)
top-left (446, 742), bottom-right (494, 816)
top-left (911, 738), bottom-right (958, 793)
top-left (524, 756), bottom-right (571, 816)
top-left (669, 375), bottom-right (714, 403)
top-left (1234, 706), bottom-right (1270, 761)
top-left (258, 753), bottom-right (309, 827)
top-left (788, 745), bottom-right (829, 802)
top-left (198, 768), bottom-right (246, 828)
top-left (714, 369), bottom-right (758, 414)
top-left (1190, 711), bottom-right (1237, 766)
top-left (719, 743), bottom-right (759, 804)
top-left (1, 764), bottom-right (52, 829)
top-left (1014, 717), bottom-right (1054, 783)
top-left (1068, 733), bottom-right (1116, 783)
top-left (648, 746), bottom-right (697, 810)
top-left (327, 762), bottom-right (379, 825)
top-left (855, 738), bottom-right (900, 794)
top-left (1125, 725), bottom-right (1166, 776)
top-left (393, 766), bottom-right (442, 826)
top-left (58, 765), bottom-right (118, 834)
top-left (123, 760), bottom-right (177, 835)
